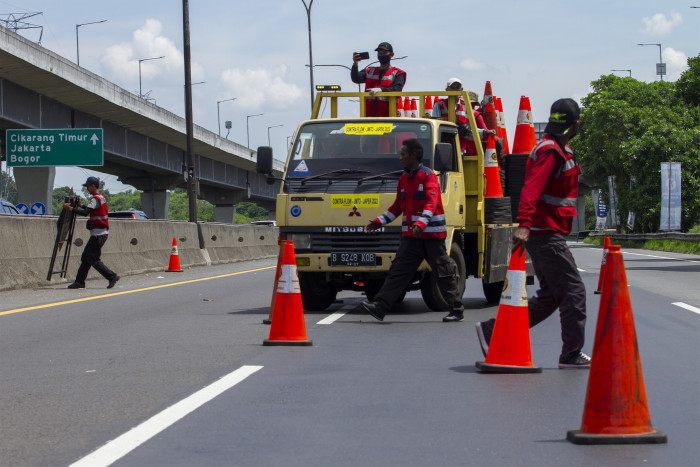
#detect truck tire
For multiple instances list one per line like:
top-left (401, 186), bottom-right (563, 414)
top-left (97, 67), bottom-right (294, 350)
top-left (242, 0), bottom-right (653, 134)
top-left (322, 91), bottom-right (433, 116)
top-left (298, 272), bottom-right (337, 311)
top-left (420, 244), bottom-right (466, 311)
top-left (482, 278), bottom-right (505, 303)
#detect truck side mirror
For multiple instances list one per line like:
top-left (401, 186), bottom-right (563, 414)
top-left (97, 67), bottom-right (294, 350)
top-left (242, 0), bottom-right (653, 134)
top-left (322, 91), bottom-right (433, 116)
top-left (256, 146), bottom-right (273, 174)
top-left (434, 143), bottom-right (455, 172)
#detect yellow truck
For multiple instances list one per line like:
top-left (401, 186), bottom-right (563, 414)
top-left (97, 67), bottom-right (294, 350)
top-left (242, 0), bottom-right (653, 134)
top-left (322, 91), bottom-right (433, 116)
top-left (257, 90), bottom-right (530, 311)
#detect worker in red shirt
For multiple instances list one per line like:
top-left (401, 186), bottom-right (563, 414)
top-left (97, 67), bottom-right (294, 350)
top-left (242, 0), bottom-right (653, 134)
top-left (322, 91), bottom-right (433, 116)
top-left (361, 138), bottom-right (465, 322)
top-left (351, 42), bottom-right (406, 117)
top-left (476, 98), bottom-right (591, 368)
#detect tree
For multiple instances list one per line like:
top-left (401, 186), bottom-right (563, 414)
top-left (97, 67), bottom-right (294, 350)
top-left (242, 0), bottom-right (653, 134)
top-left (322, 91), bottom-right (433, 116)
top-left (573, 74), bottom-right (700, 232)
top-left (1, 171), bottom-right (18, 203)
top-left (676, 54), bottom-right (700, 107)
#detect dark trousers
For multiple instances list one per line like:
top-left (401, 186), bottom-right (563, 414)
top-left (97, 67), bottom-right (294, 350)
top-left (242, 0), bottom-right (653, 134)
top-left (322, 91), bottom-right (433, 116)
top-left (374, 237), bottom-right (464, 313)
top-left (526, 234), bottom-right (586, 362)
top-left (75, 234), bottom-right (117, 285)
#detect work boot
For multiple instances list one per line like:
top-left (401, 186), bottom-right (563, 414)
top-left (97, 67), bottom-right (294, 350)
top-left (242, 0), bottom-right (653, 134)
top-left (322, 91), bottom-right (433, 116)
top-left (361, 301), bottom-right (385, 321)
top-left (558, 352), bottom-right (592, 369)
top-left (442, 311), bottom-right (464, 322)
top-left (67, 282), bottom-right (85, 289)
top-left (107, 275), bottom-right (120, 289)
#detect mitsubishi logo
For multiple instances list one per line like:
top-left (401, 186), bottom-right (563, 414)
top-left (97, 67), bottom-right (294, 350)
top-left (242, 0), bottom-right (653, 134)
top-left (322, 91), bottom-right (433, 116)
top-left (348, 206), bottom-right (361, 217)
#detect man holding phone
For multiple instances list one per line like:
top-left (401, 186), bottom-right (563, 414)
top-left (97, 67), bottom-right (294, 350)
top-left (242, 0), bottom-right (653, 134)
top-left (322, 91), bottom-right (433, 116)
top-left (351, 42), bottom-right (406, 117)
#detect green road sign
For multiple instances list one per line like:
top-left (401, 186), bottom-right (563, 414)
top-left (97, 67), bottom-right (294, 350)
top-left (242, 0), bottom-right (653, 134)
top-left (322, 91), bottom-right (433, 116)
top-left (5, 129), bottom-right (104, 167)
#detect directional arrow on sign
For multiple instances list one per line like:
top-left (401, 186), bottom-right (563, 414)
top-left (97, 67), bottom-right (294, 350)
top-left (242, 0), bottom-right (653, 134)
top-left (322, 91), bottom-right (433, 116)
top-left (91, 134), bottom-right (99, 145)
top-left (30, 202), bottom-right (46, 215)
top-left (16, 203), bottom-right (28, 215)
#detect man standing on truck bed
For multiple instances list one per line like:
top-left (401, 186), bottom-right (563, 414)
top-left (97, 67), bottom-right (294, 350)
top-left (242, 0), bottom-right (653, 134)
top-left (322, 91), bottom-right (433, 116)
top-left (351, 42), bottom-right (406, 117)
top-left (476, 98), bottom-right (591, 368)
top-left (63, 176), bottom-right (120, 290)
top-left (361, 138), bottom-right (465, 322)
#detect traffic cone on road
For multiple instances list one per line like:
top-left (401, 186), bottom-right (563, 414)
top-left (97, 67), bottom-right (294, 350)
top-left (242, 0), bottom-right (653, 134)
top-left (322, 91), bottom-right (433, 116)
top-left (495, 97), bottom-right (510, 155)
top-left (512, 96), bottom-right (536, 154)
top-left (263, 241), bottom-right (312, 346)
top-left (567, 245), bottom-right (667, 444)
top-left (594, 236), bottom-right (611, 294)
top-left (264, 240), bottom-right (286, 324)
top-left (484, 134), bottom-right (503, 198)
top-left (476, 246), bottom-right (542, 373)
top-left (166, 237), bottom-right (183, 272)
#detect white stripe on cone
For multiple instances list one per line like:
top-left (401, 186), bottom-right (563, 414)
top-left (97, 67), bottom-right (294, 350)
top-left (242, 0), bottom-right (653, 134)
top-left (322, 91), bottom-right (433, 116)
top-left (277, 264), bottom-right (301, 294)
top-left (500, 269), bottom-right (527, 307)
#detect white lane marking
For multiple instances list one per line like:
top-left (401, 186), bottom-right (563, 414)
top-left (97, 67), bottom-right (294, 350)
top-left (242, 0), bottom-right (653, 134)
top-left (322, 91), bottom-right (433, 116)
top-left (621, 251), bottom-right (700, 263)
top-left (70, 365), bottom-right (263, 467)
top-left (673, 302), bottom-right (700, 315)
top-left (317, 310), bottom-right (348, 325)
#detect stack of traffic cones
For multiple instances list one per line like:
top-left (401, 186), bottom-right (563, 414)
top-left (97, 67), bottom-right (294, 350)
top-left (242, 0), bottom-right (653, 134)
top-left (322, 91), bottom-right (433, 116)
top-left (495, 97), bottom-right (510, 154)
top-left (482, 102), bottom-right (498, 133)
top-left (410, 98), bottom-right (418, 118)
top-left (397, 96), bottom-right (404, 117)
top-left (476, 247), bottom-right (542, 373)
top-left (424, 95), bottom-right (433, 117)
top-left (166, 237), bottom-right (183, 272)
top-left (484, 134), bottom-right (503, 198)
top-left (512, 96), bottom-right (537, 154)
top-left (481, 81), bottom-right (494, 110)
top-left (264, 240), bottom-right (312, 346)
top-left (567, 245), bottom-right (666, 444)
top-left (594, 236), bottom-right (611, 294)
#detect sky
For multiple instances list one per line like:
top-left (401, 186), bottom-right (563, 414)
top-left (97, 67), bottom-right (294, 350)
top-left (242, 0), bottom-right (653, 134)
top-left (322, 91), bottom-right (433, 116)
top-left (1, 0), bottom-right (697, 193)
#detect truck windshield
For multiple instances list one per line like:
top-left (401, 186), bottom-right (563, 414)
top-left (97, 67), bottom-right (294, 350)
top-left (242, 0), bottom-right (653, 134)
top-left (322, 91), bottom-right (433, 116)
top-left (286, 121), bottom-right (433, 191)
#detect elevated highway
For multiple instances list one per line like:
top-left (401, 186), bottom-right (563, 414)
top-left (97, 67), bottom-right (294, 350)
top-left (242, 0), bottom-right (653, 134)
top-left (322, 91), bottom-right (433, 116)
top-left (0, 25), bottom-right (283, 221)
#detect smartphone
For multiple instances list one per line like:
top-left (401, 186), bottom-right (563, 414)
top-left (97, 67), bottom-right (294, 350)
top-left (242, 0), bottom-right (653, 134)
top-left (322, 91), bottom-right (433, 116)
top-left (357, 52), bottom-right (370, 60)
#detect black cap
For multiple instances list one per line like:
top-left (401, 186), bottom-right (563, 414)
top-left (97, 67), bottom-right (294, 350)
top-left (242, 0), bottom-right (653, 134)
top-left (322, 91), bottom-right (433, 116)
top-left (375, 42), bottom-right (393, 53)
top-left (544, 98), bottom-right (580, 136)
top-left (82, 176), bottom-right (100, 187)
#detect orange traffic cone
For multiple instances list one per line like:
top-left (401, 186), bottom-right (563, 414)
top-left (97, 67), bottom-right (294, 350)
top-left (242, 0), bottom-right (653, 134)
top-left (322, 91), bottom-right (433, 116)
top-left (594, 236), bottom-right (611, 294)
top-left (481, 81), bottom-right (494, 110)
top-left (397, 96), bottom-right (404, 117)
top-left (166, 237), bottom-right (183, 272)
top-left (567, 245), bottom-right (666, 444)
top-left (482, 102), bottom-right (498, 132)
top-left (264, 240), bottom-right (286, 324)
top-left (424, 95), bottom-right (433, 117)
top-left (495, 97), bottom-right (510, 154)
top-left (524, 97), bottom-right (538, 147)
top-left (476, 246), bottom-right (542, 373)
top-left (512, 96), bottom-right (536, 154)
top-left (403, 97), bottom-right (411, 118)
top-left (484, 134), bottom-right (503, 198)
top-left (263, 241), bottom-right (312, 346)
top-left (410, 98), bottom-right (418, 118)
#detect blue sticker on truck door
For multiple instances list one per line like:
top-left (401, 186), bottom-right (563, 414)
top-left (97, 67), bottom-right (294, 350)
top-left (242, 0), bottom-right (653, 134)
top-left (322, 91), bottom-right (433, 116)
top-left (290, 205), bottom-right (302, 217)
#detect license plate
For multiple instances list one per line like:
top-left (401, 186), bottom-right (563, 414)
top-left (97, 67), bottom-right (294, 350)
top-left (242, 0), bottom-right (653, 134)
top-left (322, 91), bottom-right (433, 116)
top-left (330, 252), bottom-right (376, 267)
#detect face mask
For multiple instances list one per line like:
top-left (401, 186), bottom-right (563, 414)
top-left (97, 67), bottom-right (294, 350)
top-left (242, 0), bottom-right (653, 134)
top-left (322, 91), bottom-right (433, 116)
top-left (377, 54), bottom-right (391, 65)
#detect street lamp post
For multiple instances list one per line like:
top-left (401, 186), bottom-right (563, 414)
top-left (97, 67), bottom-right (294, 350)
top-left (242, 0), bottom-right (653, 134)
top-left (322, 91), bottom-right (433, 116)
top-left (611, 69), bottom-right (632, 77)
top-left (139, 56), bottom-right (165, 98)
top-left (76, 20), bottom-right (106, 66)
top-left (637, 43), bottom-right (664, 81)
top-left (217, 98), bottom-right (237, 136)
top-left (301, 0), bottom-right (315, 112)
top-left (246, 113), bottom-right (264, 149)
top-left (267, 124), bottom-right (284, 146)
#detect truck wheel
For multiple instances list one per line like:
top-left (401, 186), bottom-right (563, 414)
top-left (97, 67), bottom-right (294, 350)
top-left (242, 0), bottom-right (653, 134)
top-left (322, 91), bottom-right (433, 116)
top-left (420, 244), bottom-right (466, 311)
top-left (298, 272), bottom-right (337, 311)
top-left (482, 279), bottom-right (505, 303)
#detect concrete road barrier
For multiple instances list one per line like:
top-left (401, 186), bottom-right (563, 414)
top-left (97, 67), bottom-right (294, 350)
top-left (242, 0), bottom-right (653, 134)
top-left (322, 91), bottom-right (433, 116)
top-left (0, 214), bottom-right (278, 291)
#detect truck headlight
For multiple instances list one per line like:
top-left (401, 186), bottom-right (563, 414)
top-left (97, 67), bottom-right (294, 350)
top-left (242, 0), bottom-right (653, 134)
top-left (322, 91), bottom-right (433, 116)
top-left (290, 233), bottom-right (311, 250)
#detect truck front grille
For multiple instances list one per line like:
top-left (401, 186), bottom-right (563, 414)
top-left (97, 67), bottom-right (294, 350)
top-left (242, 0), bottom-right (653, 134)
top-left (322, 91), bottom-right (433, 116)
top-left (308, 232), bottom-right (401, 253)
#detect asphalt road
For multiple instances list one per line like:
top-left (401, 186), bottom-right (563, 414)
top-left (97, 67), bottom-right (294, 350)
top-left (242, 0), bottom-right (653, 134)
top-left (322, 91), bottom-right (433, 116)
top-left (1, 245), bottom-right (698, 466)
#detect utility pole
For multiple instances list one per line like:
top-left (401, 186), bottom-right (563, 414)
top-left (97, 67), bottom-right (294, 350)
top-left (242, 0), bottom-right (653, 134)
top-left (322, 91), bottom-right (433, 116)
top-left (183, 0), bottom-right (197, 222)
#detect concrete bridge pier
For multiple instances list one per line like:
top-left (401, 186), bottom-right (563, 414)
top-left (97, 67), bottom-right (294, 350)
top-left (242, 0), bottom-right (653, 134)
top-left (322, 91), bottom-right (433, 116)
top-left (13, 167), bottom-right (56, 215)
top-left (140, 190), bottom-right (171, 220)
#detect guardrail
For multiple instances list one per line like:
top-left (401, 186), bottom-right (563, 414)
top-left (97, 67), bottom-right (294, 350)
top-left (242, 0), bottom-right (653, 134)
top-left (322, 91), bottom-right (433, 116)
top-left (587, 231), bottom-right (700, 242)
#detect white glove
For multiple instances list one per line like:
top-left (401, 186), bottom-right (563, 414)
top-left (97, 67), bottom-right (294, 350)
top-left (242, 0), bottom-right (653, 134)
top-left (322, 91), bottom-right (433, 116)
top-left (369, 87), bottom-right (382, 96)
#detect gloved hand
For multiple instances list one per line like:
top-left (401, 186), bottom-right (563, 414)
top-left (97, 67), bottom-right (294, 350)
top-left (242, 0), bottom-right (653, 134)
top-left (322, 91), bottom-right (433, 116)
top-left (368, 88), bottom-right (382, 96)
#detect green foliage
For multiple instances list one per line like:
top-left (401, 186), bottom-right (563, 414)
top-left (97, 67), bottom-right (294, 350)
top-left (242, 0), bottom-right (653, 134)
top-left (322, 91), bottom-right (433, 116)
top-left (1, 171), bottom-right (18, 204)
top-left (584, 236), bottom-right (700, 255)
top-left (168, 190), bottom-right (215, 222)
top-left (584, 194), bottom-right (596, 230)
top-left (573, 74), bottom-right (700, 233)
top-left (109, 190), bottom-right (142, 212)
top-left (676, 55), bottom-right (700, 107)
top-left (235, 201), bottom-right (269, 221)
top-left (52, 186), bottom-right (80, 213)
